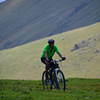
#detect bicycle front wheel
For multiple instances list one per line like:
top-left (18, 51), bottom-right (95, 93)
top-left (56, 70), bottom-right (66, 91)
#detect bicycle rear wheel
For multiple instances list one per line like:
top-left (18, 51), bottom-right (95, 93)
top-left (42, 71), bottom-right (51, 90)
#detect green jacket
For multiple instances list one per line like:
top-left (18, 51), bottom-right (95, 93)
top-left (41, 44), bottom-right (59, 59)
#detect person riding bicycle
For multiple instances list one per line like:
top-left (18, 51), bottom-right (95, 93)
top-left (41, 39), bottom-right (66, 71)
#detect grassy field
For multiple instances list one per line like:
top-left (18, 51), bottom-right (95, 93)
top-left (0, 79), bottom-right (100, 100)
top-left (0, 22), bottom-right (100, 80)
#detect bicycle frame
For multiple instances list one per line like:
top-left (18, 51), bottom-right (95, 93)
top-left (42, 59), bottom-right (66, 91)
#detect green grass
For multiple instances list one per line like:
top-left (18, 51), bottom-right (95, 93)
top-left (0, 79), bottom-right (100, 100)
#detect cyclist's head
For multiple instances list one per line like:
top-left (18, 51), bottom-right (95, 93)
top-left (48, 39), bottom-right (55, 47)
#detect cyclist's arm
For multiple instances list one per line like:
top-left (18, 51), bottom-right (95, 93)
top-left (57, 52), bottom-right (63, 59)
top-left (55, 46), bottom-right (63, 59)
top-left (57, 51), bottom-right (66, 60)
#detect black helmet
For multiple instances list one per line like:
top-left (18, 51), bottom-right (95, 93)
top-left (48, 39), bottom-right (55, 44)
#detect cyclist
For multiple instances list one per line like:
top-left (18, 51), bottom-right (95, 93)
top-left (41, 39), bottom-right (66, 71)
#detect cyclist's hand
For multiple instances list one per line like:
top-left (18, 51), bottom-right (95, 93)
top-left (62, 57), bottom-right (66, 60)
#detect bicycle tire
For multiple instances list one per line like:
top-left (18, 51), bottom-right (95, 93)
top-left (42, 71), bottom-right (51, 90)
top-left (53, 70), bottom-right (66, 91)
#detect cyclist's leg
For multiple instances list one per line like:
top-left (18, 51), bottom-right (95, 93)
top-left (41, 58), bottom-right (50, 79)
top-left (50, 63), bottom-right (60, 89)
top-left (49, 69), bottom-right (53, 89)
top-left (41, 57), bottom-right (50, 68)
top-left (49, 60), bottom-right (55, 85)
top-left (41, 57), bottom-right (46, 64)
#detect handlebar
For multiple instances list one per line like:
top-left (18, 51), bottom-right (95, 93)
top-left (53, 58), bottom-right (66, 63)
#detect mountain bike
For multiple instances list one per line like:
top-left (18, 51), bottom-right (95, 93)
top-left (42, 59), bottom-right (67, 91)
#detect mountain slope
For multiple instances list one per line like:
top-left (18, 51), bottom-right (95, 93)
top-left (0, 22), bottom-right (100, 80)
top-left (0, 0), bottom-right (100, 49)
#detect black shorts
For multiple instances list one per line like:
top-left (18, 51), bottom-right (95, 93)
top-left (41, 57), bottom-right (46, 64)
top-left (41, 57), bottom-right (54, 67)
top-left (41, 57), bottom-right (52, 64)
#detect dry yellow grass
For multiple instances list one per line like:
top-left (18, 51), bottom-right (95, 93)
top-left (0, 22), bottom-right (100, 80)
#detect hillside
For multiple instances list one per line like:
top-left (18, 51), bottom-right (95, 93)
top-left (0, 22), bottom-right (100, 80)
top-left (0, 0), bottom-right (100, 49)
